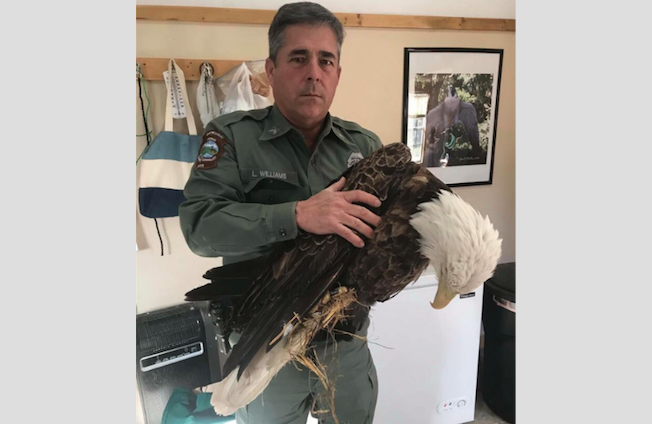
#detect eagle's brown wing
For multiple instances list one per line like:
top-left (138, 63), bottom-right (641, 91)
top-left (221, 230), bottom-right (353, 380)
top-left (346, 163), bottom-right (451, 305)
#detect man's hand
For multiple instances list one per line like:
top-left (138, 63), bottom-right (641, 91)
top-left (295, 177), bottom-right (382, 248)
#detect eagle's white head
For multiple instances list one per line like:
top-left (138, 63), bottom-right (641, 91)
top-left (410, 190), bottom-right (502, 309)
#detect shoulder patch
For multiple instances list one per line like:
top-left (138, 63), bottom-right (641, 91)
top-left (196, 130), bottom-right (228, 170)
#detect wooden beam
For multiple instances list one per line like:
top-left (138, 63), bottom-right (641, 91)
top-left (336, 13), bottom-right (514, 31)
top-left (136, 6), bottom-right (515, 32)
top-left (136, 58), bottom-right (248, 81)
top-left (136, 6), bottom-right (276, 25)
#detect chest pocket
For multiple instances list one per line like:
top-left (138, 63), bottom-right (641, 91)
top-left (240, 170), bottom-right (303, 204)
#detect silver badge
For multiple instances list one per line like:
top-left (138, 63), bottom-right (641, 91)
top-left (347, 152), bottom-right (364, 168)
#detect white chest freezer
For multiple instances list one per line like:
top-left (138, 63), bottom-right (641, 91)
top-left (366, 268), bottom-right (484, 424)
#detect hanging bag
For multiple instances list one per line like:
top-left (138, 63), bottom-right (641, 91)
top-left (219, 62), bottom-right (271, 114)
top-left (221, 62), bottom-right (257, 114)
top-left (138, 59), bottom-right (201, 218)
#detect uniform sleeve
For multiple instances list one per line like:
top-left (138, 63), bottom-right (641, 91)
top-left (179, 122), bottom-right (298, 258)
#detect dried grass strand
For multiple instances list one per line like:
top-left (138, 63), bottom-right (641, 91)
top-left (281, 287), bottom-right (359, 424)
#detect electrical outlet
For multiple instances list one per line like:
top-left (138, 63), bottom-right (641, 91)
top-left (437, 396), bottom-right (471, 414)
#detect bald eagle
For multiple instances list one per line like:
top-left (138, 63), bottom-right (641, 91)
top-left (185, 142), bottom-right (502, 415)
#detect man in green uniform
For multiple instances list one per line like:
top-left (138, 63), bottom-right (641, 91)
top-left (180, 3), bottom-right (383, 423)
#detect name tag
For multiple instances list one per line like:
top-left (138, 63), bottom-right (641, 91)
top-left (252, 170), bottom-right (287, 180)
top-left (240, 169), bottom-right (299, 185)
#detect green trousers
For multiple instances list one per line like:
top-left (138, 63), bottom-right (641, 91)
top-left (235, 317), bottom-right (378, 424)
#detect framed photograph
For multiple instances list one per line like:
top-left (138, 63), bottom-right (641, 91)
top-left (401, 48), bottom-right (504, 187)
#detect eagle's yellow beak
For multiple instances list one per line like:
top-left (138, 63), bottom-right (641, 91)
top-left (431, 284), bottom-right (457, 309)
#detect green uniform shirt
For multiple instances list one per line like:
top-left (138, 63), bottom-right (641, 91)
top-left (180, 105), bottom-right (382, 265)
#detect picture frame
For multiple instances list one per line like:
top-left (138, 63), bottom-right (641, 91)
top-left (401, 48), bottom-right (504, 187)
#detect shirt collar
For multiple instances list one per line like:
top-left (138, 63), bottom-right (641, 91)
top-left (260, 105), bottom-right (345, 144)
top-left (328, 119), bottom-right (349, 144)
top-left (259, 105), bottom-right (294, 141)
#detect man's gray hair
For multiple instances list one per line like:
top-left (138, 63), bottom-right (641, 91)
top-left (268, 2), bottom-right (345, 63)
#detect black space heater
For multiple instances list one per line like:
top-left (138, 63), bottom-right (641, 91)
top-left (136, 303), bottom-right (226, 424)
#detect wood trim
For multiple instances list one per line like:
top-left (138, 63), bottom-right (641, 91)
top-left (136, 58), bottom-right (248, 80)
top-left (136, 6), bottom-right (515, 32)
top-left (337, 13), bottom-right (515, 31)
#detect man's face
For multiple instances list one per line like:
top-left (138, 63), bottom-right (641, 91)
top-left (265, 24), bottom-right (342, 129)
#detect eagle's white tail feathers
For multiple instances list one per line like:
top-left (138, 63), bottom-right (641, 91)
top-left (204, 324), bottom-right (315, 416)
top-left (207, 340), bottom-right (292, 416)
top-left (410, 191), bottom-right (502, 294)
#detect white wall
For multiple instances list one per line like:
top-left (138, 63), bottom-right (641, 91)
top-left (136, 0), bottom-right (516, 20)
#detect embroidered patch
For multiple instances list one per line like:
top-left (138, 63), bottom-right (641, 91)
top-left (347, 152), bottom-right (364, 168)
top-left (196, 130), bottom-right (228, 170)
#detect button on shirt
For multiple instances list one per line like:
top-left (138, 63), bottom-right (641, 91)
top-left (179, 105), bottom-right (382, 265)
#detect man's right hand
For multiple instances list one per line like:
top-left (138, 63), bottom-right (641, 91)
top-left (295, 177), bottom-right (382, 248)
